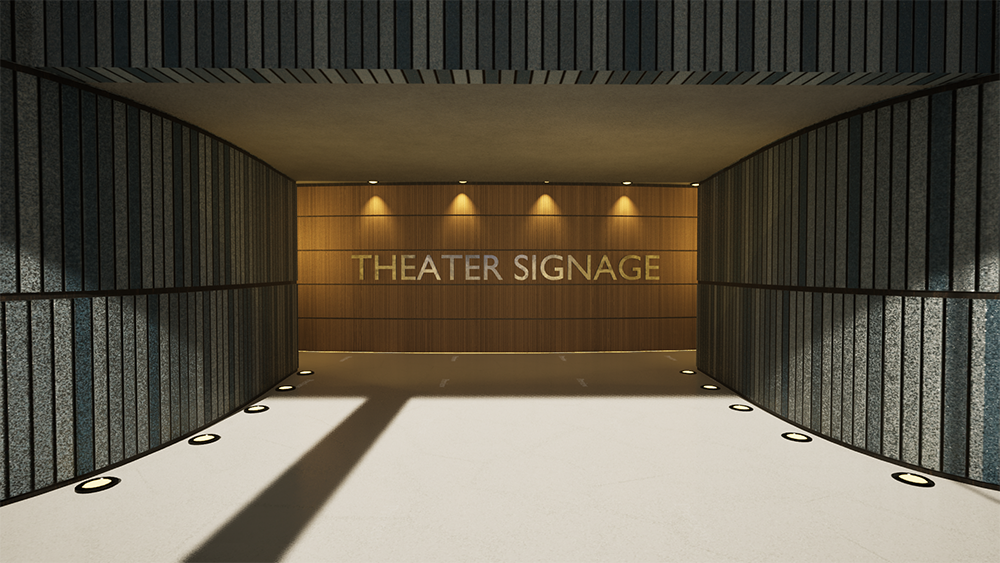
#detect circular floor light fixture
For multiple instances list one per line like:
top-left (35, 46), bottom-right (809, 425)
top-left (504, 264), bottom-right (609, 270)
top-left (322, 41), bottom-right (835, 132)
top-left (298, 370), bottom-right (314, 376)
top-left (891, 472), bottom-right (935, 487)
top-left (680, 369), bottom-right (697, 375)
top-left (729, 404), bottom-right (753, 412)
top-left (701, 384), bottom-right (719, 390)
top-left (244, 405), bottom-right (269, 414)
top-left (75, 476), bottom-right (121, 494)
top-left (188, 433), bottom-right (220, 445)
top-left (276, 385), bottom-right (296, 392)
top-left (782, 432), bottom-right (812, 442)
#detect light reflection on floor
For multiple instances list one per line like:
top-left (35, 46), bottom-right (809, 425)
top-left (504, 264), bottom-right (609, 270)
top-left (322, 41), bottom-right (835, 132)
top-left (1, 351), bottom-right (997, 563)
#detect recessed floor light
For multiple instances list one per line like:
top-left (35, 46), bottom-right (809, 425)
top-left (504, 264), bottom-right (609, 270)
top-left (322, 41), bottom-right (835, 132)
top-left (459, 180), bottom-right (467, 184)
top-left (782, 432), bottom-right (812, 442)
top-left (680, 369), bottom-right (696, 375)
top-left (622, 181), bottom-right (632, 185)
top-left (701, 384), bottom-right (719, 390)
top-left (75, 476), bottom-right (121, 494)
top-left (368, 180), bottom-right (378, 184)
top-left (276, 385), bottom-right (295, 392)
top-left (691, 183), bottom-right (700, 187)
top-left (892, 472), bottom-right (935, 487)
top-left (188, 433), bottom-right (220, 445)
top-left (244, 405), bottom-right (269, 414)
top-left (298, 370), bottom-right (314, 376)
top-left (729, 404), bottom-right (753, 411)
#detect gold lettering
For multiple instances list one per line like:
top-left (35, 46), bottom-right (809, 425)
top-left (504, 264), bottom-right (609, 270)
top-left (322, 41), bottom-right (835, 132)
top-left (351, 255), bottom-right (372, 280)
top-left (465, 255), bottom-right (481, 281)
top-left (541, 254), bottom-right (564, 281)
top-left (567, 255), bottom-right (591, 280)
top-left (484, 255), bottom-right (503, 280)
top-left (374, 254), bottom-right (396, 281)
top-left (441, 255), bottom-right (462, 281)
top-left (417, 255), bottom-right (442, 281)
top-left (400, 254), bottom-right (417, 280)
top-left (645, 255), bottom-right (660, 280)
top-left (514, 255), bottom-right (530, 281)
top-left (593, 255), bottom-right (617, 281)
top-left (619, 255), bottom-right (641, 280)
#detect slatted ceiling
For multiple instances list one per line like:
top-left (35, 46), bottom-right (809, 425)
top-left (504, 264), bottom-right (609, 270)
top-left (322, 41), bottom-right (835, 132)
top-left (698, 78), bottom-right (1000, 488)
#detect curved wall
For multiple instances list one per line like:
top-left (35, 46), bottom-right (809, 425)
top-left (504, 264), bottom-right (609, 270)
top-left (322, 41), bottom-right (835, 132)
top-left (697, 77), bottom-right (999, 487)
top-left (0, 65), bottom-right (297, 503)
top-left (1, 0), bottom-right (995, 85)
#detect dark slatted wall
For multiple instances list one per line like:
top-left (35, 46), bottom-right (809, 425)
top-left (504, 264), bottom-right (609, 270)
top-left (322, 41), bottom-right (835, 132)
top-left (298, 183), bottom-right (697, 352)
top-left (0, 66), bottom-right (298, 503)
top-left (697, 77), bottom-right (1000, 488)
top-left (0, 0), bottom-right (995, 85)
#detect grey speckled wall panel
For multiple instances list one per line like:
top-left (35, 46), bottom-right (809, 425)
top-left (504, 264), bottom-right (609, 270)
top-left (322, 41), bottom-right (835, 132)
top-left (1, 0), bottom-right (995, 84)
top-left (0, 67), bottom-right (297, 503)
top-left (699, 78), bottom-right (1000, 489)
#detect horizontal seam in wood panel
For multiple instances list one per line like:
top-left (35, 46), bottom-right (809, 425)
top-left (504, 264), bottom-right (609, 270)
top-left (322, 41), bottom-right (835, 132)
top-left (297, 282), bottom-right (697, 286)
top-left (298, 183), bottom-right (698, 188)
top-left (299, 214), bottom-right (698, 218)
top-left (300, 316), bottom-right (698, 320)
top-left (298, 249), bottom-right (700, 252)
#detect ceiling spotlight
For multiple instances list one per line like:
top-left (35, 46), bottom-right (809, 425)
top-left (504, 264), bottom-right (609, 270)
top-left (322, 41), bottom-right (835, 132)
top-left (74, 476), bottom-right (121, 494)
top-left (276, 385), bottom-right (295, 392)
top-left (622, 181), bottom-right (632, 185)
top-left (368, 180), bottom-right (378, 184)
top-left (188, 433), bottom-right (220, 445)
top-left (691, 183), bottom-right (700, 187)
top-left (459, 180), bottom-right (467, 184)
top-left (729, 404), bottom-right (753, 412)
top-left (543, 181), bottom-right (550, 183)
top-left (701, 384), bottom-right (719, 390)
top-left (244, 405), bottom-right (269, 414)
top-left (298, 370), bottom-right (314, 376)
top-left (891, 472), bottom-right (935, 487)
top-left (680, 369), bottom-right (696, 375)
top-left (782, 432), bottom-right (812, 442)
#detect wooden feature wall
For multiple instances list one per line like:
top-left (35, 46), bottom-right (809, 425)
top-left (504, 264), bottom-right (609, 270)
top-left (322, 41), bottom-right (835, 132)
top-left (298, 183), bottom-right (697, 352)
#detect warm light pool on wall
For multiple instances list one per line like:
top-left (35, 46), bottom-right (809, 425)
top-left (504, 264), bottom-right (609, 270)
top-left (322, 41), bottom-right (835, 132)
top-left (188, 434), bottom-right (220, 445)
top-left (276, 385), bottom-right (296, 392)
top-left (891, 472), bottom-right (934, 487)
top-left (782, 432), bottom-right (812, 442)
top-left (75, 476), bottom-right (121, 494)
top-left (244, 405), bottom-right (269, 414)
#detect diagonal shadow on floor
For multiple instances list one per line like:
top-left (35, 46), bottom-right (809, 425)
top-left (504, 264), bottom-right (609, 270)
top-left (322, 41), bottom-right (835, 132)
top-left (184, 390), bottom-right (410, 563)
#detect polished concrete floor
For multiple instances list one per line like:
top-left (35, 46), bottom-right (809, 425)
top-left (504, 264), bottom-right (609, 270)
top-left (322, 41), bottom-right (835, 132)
top-left (1, 351), bottom-right (998, 563)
